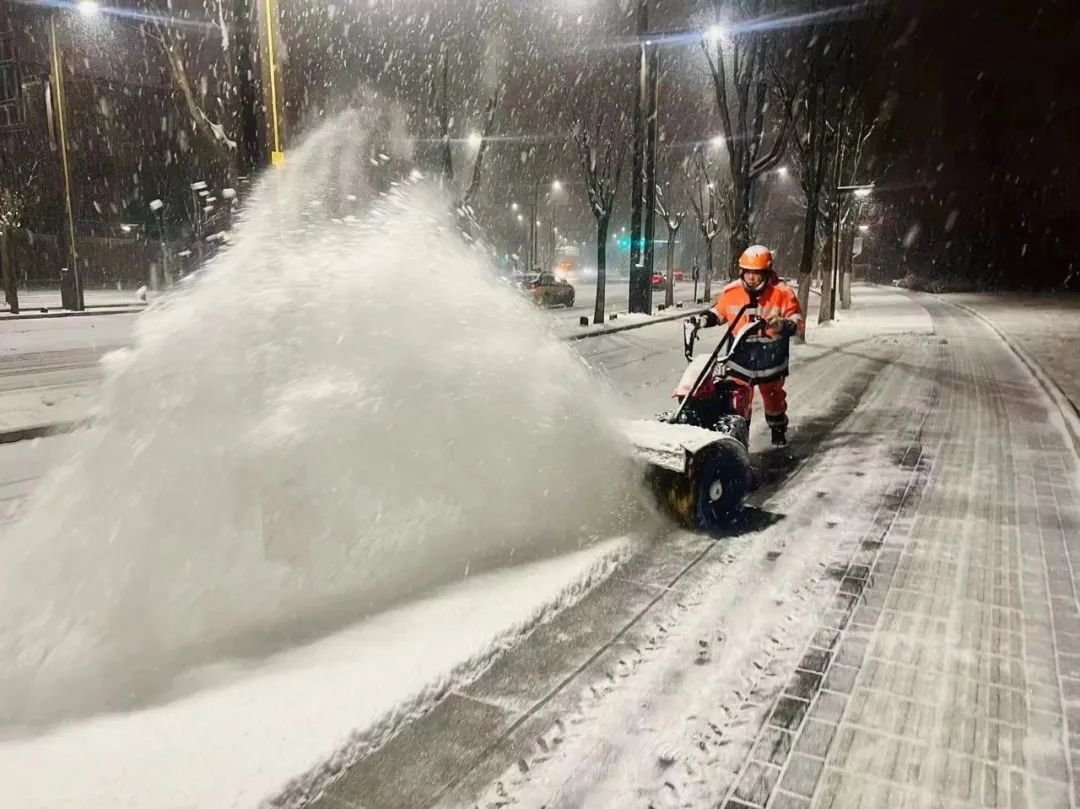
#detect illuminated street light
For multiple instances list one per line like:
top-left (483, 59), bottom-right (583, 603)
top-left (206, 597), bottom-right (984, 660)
top-left (710, 134), bottom-right (725, 149)
top-left (707, 24), bottom-right (725, 43)
top-left (776, 166), bottom-right (789, 178)
top-left (510, 202), bottom-right (518, 211)
top-left (551, 179), bottom-right (563, 192)
top-left (77, 0), bottom-right (100, 16)
top-left (517, 213), bottom-right (524, 222)
top-left (466, 131), bottom-right (482, 149)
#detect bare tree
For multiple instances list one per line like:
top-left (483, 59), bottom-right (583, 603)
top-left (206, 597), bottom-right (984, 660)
top-left (574, 117), bottom-right (627, 325)
top-left (701, 0), bottom-right (791, 276)
top-left (836, 114), bottom-right (876, 309)
top-left (655, 183), bottom-right (686, 308)
top-left (0, 157), bottom-right (38, 313)
top-left (684, 148), bottom-right (727, 302)
top-left (774, 26), bottom-right (830, 323)
top-left (144, 3), bottom-right (239, 183)
top-left (433, 44), bottom-right (506, 212)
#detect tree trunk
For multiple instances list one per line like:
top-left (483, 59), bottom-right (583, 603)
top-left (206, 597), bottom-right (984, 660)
top-left (729, 177), bottom-right (752, 277)
top-left (840, 220), bottom-right (855, 309)
top-left (703, 238), bottom-right (715, 301)
top-left (438, 50), bottom-right (454, 185)
top-left (795, 186), bottom-right (820, 333)
top-left (664, 224), bottom-right (676, 307)
top-left (595, 217), bottom-right (609, 325)
top-left (817, 227), bottom-right (835, 323)
top-left (1, 228), bottom-right (17, 314)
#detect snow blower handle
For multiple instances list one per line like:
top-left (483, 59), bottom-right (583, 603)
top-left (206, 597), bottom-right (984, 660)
top-left (683, 318), bottom-right (700, 361)
top-left (670, 304), bottom-right (755, 424)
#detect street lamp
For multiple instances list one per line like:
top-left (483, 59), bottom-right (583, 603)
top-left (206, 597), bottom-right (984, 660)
top-left (467, 131), bottom-right (482, 149)
top-left (710, 134), bottom-right (725, 149)
top-left (77, 0), bottom-right (100, 15)
top-left (516, 213), bottom-right (524, 222)
top-left (551, 179), bottom-right (563, 192)
top-left (510, 202), bottom-right (518, 211)
top-left (776, 166), bottom-right (789, 178)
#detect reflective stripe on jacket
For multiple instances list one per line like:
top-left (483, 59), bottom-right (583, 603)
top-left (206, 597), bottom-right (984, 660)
top-left (712, 276), bottom-right (804, 384)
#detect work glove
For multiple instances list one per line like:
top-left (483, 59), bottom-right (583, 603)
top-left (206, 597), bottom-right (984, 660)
top-left (691, 310), bottom-right (720, 329)
top-left (764, 317), bottom-right (798, 337)
top-left (775, 318), bottom-right (800, 337)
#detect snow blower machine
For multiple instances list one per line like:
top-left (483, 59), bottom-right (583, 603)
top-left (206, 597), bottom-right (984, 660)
top-left (621, 305), bottom-right (768, 531)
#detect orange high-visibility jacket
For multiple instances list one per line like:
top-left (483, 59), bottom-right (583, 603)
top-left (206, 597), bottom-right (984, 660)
top-left (712, 276), bottom-right (804, 383)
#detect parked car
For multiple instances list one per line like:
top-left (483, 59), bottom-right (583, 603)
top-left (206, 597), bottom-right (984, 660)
top-left (525, 272), bottom-right (575, 307)
top-left (672, 268), bottom-right (686, 281)
top-left (651, 273), bottom-right (666, 289)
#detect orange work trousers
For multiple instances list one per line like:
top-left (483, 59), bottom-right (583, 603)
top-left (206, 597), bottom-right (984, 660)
top-left (738, 378), bottom-right (788, 428)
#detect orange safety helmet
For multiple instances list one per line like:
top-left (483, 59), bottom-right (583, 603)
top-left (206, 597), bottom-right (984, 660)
top-left (738, 244), bottom-right (774, 272)
top-left (738, 245), bottom-right (774, 292)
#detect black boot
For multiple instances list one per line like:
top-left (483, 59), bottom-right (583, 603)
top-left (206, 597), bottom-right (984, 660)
top-left (770, 423), bottom-right (788, 447)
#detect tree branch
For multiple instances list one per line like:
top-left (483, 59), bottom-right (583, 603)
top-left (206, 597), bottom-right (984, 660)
top-left (154, 22), bottom-right (235, 151)
top-left (461, 80), bottom-right (504, 208)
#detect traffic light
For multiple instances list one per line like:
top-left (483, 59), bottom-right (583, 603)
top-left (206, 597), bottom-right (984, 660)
top-left (617, 234), bottom-right (631, 250)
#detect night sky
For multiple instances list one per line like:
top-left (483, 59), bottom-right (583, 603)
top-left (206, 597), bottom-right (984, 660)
top-left (875, 0), bottom-right (1080, 285)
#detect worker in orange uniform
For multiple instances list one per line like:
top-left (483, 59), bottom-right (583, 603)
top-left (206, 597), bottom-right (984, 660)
top-left (688, 245), bottom-right (804, 446)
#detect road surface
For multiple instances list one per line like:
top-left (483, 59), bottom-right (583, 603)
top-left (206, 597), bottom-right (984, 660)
top-left (305, 289), bottom-right (1080, 809)
top-left (544, 277), bottom-right (705, 328)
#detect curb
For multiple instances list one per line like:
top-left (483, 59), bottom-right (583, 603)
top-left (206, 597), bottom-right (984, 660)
top-left (564, 304), bottom-right (709, 341)
top-left (945, 299), bottom-right (1080, 459)
top-left (0, 419), bottom-right (89, 445)
top-left (1, 306), bottom-right (144, 322)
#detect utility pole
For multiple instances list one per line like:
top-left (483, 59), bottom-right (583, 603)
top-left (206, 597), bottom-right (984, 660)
top-left (640, 41), bottom-right (659, 314)
top-left (256, 0), bottom-right (284, 166)
top-left (529, 174), bottom-right (540, 270)
top-left (627, 0), bottom-right (649, 313)
top-left (48, 14), bottom-right (82, 311)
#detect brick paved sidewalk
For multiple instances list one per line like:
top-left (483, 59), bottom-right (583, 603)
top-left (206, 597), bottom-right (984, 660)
top-left (730, 298), bottom-right (1080, 809)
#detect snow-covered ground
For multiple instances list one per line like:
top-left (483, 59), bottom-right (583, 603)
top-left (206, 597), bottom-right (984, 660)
top-left (0, 313), bottom-right (136, 432)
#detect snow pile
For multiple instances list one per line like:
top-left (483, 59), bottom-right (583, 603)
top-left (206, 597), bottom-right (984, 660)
top-left (0, 111), bottom-right (643, 729)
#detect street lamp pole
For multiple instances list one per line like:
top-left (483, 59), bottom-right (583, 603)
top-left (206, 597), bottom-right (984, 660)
top-left (640, 40), bottom-right (659, 314)
top-left (627, 0), bottom-right (648, 313)
top-left (257, 0), bottom-right (284, 166)
top-left (529, 174), bottom-right (540, 270)
top-left (48, 13), bottom-right (83, 311)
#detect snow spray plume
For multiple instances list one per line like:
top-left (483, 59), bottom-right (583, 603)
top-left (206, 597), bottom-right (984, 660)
top-left (0, 109), bottom-right (645, 729)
